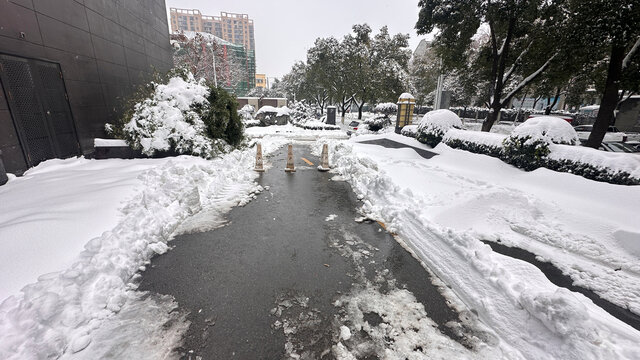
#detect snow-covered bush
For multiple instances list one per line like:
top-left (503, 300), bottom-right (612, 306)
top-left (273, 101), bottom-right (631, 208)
top-left (107, 70), bottom-right (243, 157)
top-left (502, 116), bottom-right (578, 171)
top-left (400, 125), bottom-right (419, 138)
top-left (238, 104), bottom-right (255, 121)
top-left (416, 109), bottom-right (463, 147)
top-left (364, 114), bottom-right (393, 132)
top-left (288, 101), bottom-right (317, 125)
top-left (120, 74), bottom-right (214, 157)
top-left (545, 144), bottom-right (640, 185)
top-left (443, 129), bottom-right (506, 158)
top-left (374, 102), bottom-right (398, 115)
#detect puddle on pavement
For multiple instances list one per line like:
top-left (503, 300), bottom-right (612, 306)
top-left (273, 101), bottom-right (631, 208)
top-left (483, 240), bottom-right (640, 331)
top-left (137, 145), bottom-right (489, 359)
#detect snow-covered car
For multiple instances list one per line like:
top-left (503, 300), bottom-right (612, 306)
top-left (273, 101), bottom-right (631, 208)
top-left (598, 141), bottom-right (640, 153)
top-left (528, 113), bottom-right (573, 124)
top-left (574, 125), bottom-right (628, 142)
top-left (346, 120), bottom-right (361, 135)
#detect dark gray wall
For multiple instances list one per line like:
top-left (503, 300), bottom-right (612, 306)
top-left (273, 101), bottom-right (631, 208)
top-left (0, 0), bottom-right (173, 173)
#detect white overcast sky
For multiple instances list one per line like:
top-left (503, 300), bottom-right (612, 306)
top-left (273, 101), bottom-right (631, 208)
top-left (165, 0), bottom-right (431, 79)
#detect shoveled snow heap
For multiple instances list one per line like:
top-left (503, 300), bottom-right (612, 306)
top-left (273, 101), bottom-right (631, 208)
top-left (510, 116), bottom-right (579, 145)
top-left (0, 138), bottom-right (287, 359)
top-left (122, 74), bottom-right (214, 157)
top-left (417, 109), bottom-right (463, 134)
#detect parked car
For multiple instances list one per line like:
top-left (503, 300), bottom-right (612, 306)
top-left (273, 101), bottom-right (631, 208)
top-left (346, 120), bottom-right (361, 135)
top-left (598, 141), bottom-right (640, 153)
top-left (574, 125), bottom-right (628, 142)
top-left (528, 114), bottom-right (574, 123)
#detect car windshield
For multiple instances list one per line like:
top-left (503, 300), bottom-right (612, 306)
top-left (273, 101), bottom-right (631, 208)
top-left (349, 121), bottom-right (359, 127)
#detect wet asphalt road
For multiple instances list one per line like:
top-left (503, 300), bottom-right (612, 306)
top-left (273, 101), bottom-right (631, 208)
top-left (138, 144), bottom-right (461, 359)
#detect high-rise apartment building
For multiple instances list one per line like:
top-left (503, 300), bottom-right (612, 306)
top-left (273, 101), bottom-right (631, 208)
top-left (169, 8), bottom-right (255, 52)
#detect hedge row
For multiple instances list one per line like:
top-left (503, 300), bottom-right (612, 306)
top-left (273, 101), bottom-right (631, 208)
top-left (431, 130), bottom-right (640, 186)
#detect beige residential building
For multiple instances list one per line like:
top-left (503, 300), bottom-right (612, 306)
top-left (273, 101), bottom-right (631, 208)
top-left (255, 74), bottom-right (267, 88)
top-left (169, 8), bottom-right (255, 52)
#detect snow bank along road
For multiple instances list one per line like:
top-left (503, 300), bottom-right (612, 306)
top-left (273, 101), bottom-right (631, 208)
top-left (139, 144), bottom-right (505, 359)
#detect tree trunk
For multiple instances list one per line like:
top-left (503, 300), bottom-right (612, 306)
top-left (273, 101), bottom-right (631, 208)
top-left (586, 45), bottom-right (625, 148)
top-left (358, 103), bottom-right (364, 120)
top-left (482, 103), bottom-right (502, 132)
top-left (545, 88), bottom-right (561, 115)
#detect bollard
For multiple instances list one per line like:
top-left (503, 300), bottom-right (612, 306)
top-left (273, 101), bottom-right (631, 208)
top-left (318, 144), bottom-right (330, 172)
top-left (254, 143), bottom-right (265, 172)
top-left (284, 144), bottom-right (296, 172)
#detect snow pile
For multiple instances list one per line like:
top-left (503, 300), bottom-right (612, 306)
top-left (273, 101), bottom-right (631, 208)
top-left (374, 102), bottom-right (397, 114)
top-left (321, 137), bottom-right (640, 359)
top-left (510, 116), bottom-right (578, 145)
top-left (0, 140), bottom-right (286, 359)
top-left (122, 74), bottom-right (215, 157)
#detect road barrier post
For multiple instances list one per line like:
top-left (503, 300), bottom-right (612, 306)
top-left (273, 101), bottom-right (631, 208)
top-left (284, 144), bottom-right (296, 172)
top-left (318, 144), bottom-right (330, 171)
top-left (254, 143), bottom-right (265, 172)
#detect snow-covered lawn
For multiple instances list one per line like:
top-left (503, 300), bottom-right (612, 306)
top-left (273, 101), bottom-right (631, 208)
top-left (320, 133), bottom-right (640, 359)
top-left (0, 138), bottom-right (286, 359)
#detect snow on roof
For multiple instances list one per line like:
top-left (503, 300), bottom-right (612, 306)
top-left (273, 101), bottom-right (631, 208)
top-left (257, 105), bottom-right (290, 117)
top-left (398, 93), bottom-right (415, 100)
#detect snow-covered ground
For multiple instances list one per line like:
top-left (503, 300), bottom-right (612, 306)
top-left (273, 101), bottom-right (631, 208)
top-left (0, 138), bottom-right (287, 359)
top-left (318, 132), bottom-right (640, 359)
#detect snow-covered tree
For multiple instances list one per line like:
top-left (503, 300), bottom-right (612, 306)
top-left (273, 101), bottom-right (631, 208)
top-left (417, 0), bottom-right (567, 131)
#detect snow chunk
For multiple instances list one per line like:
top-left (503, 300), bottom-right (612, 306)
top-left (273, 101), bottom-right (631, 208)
top-left (511, 116), bottom-right (578, 145)
top-left (325, 214), bottom-right (338, 222)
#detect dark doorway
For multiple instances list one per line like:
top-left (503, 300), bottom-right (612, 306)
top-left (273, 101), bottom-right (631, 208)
top-left (0, 54), bottom-right (80, 167)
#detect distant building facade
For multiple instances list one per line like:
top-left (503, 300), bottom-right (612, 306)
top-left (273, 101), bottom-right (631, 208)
top-left (0, 0), bottom-right (173, 173)
top-left (169, 8), bottom-right (255, 53)
top-left (255, 74), bottom-right (267, 89)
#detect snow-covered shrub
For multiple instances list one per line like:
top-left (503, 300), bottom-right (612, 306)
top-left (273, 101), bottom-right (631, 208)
top-left (288, 101), bottom-right (317, 125)
top-left (297, 120), bottom-right (340, 130)
top-left (108, 70), bottom-right (243, 157)
top-left (120, 73), bottom-right (215, 157)
top-left (416, 109), bottom-right (463, 147)
top-left (400, 125), bottom-right (419, 138)
top-left (544, 144), bottom-right (640, 185)
top-left (364, 114), bottom-right (392, 132)
top-left (200, 86), bottom-right (244, 147)
top-left (238, 104), bottom-right (255, 121)
top-left (502, 116), bottom-right (578, 171)
top-left (443, 129), bottom-right (506, 158)
top-left (374, 102), bottom-right (398, 115)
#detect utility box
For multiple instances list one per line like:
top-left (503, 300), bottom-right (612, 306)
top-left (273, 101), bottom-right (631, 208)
top-left (0, 150), bottom-right (9, 186)
top-left (326, 106), bottom-right (336, 125)
top-left (396, 93), bottom-right (416, 133)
